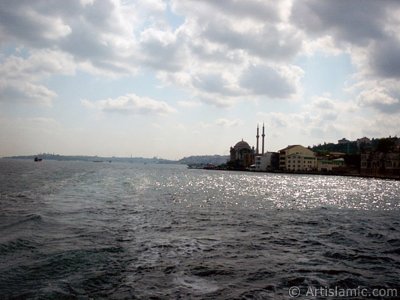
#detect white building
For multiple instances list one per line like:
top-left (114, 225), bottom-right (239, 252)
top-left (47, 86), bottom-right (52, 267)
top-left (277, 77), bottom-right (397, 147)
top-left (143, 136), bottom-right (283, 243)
top-left (279, 145), bottom-right (317, 171)
top-left (255, 152), bottom-right (277, 171)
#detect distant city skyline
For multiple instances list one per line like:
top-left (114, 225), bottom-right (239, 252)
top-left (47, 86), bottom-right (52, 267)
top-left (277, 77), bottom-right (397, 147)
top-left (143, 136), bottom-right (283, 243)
top-left (1, 1), bottom-right (400, 159)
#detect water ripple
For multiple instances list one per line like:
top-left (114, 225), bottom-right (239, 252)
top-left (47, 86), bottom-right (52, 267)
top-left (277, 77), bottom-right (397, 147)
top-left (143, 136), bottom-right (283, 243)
top-left (0, 160), bottom-right (399, 298)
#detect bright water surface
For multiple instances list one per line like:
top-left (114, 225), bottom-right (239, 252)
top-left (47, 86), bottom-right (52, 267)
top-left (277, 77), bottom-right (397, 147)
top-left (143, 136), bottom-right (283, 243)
top-left (0, 159), bottom-right (400, 299)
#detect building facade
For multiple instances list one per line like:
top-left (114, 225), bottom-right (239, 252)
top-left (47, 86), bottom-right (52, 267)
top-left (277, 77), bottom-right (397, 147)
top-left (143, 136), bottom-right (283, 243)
top-left (317, 158), bottom-right (345, 172)
top-left (255, 152), bottom-right (279, 171)
top-left (279, 145), bottom-right (317, 171)
top-left (229, 140), bottom-right (255, 169)
top-left (229, 124), bottom-right (267, 170)
top-left (361, 152), bottom-right (400, 177)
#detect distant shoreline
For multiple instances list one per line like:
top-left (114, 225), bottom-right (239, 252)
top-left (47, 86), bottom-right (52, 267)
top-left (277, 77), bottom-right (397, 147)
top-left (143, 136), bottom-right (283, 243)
top-left (2, 153), bottom-right (230, 166)
top-left (202, 167), bottom-right (400, 181)
top-left (2, 156), bottom-right (399, 180)
top-left (1, 155), bottom-right (178, 164)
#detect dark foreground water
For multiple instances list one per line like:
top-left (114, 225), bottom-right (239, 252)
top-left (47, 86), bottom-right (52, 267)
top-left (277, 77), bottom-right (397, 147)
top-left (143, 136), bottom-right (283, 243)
top-left (0, 160), bottom-right (400, 299)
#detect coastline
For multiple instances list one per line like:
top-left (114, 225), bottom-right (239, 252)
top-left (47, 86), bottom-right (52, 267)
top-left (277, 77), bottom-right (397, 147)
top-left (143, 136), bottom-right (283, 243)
top-left (201, 167), bottom-right (400, 181)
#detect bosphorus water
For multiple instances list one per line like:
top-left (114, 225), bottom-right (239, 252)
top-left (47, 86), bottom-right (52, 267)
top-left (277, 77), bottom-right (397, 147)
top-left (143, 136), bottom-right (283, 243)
top-left (1, 159), bottom-right (399, 299)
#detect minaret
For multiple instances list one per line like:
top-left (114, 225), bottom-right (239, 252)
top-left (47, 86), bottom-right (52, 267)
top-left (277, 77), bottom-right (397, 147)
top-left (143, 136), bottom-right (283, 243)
top-left (256, 124), bottom-right (260, 155)
top-left (262, 123), bottom-right (265, 155)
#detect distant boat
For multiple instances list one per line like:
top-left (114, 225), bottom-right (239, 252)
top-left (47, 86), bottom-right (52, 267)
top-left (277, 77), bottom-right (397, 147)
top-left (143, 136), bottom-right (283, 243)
top-left (34, 157), bottom-right (42, 162)
top-left (92, 160), bottom-right (103, 163)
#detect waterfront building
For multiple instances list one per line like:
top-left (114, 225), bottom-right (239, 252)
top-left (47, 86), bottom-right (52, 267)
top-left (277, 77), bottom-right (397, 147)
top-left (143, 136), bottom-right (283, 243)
top-left (229, 140), bottom-right (255, 169)
top-left (229, 124), bottom-right (266, 170)
top-left (255, 123), bottom-right (266, 155)
top-left (279, 145), bottom-right (317, 171)
top-left (255, 152), bottom-right (279, 171)
top-left (361, 152), bottom-right (400, 177)
top-left (317, 158), bottom-right (345, 172)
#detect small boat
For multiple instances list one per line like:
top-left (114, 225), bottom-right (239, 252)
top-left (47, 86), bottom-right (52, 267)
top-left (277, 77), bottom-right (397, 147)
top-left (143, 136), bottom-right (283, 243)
top-left (34, 157), bottom-right (42, 162)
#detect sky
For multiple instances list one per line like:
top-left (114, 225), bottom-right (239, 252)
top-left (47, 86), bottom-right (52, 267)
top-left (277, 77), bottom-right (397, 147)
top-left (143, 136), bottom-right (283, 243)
top-left (1, 0), bottom-right (400, 159)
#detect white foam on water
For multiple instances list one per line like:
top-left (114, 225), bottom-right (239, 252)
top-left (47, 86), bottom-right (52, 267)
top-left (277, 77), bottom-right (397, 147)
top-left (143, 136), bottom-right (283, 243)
top-left (174, 273), bottom-right (219, 294)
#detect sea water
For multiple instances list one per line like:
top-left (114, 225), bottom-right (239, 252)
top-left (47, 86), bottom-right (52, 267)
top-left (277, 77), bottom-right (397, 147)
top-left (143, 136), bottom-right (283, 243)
top-left (0, 159), bottom-right (399, 299)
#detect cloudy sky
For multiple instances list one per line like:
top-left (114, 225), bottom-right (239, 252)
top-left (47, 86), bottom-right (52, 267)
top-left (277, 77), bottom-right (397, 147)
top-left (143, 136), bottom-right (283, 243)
top-left (1, 0), bottom-right (400, 159)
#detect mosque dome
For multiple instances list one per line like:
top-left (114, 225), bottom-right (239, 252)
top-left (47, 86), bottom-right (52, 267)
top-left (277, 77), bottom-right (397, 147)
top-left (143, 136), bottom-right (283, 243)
top-left (234, 140), bottom-right (251, 150)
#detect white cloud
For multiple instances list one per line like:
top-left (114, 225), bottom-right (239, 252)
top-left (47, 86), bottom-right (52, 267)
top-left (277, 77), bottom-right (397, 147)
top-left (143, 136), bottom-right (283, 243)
top-left (82, 93), bottom-right (176, 115)
top-left (0, 0), bottom-right (140, 75)
top-left (257, 112), bottom-right (289, 128)
top-left (288, 0), bottom-right (400, 144)
top-left (215, 118), bottom-right (243, 128)
top-left (2, 0), bottom-right (400, 157)
top-left (301, 36), bottom-right (343, 56)
top-left (154, 0), bottom-right (305, 106)
top-left (2, 0), bottom-right (399, 110)
top-left (0, 49), bottom-right (75, 105)
top-left (0, 0), bottom-right (303, 109)
top-left (135, 0), bottom-right (166, 15)
top-left (177, 100), bottom-right (202, 108)
top-left (357, 86), bottom-right (400, 113)
top-left (0, 50), bottom-right (75, 80)
top-left (312, 96), bottom-right (336, 110)
top-left (0, 81), bottom-right (56, 106)
top-left (257, 93), bottom-right (367, 144)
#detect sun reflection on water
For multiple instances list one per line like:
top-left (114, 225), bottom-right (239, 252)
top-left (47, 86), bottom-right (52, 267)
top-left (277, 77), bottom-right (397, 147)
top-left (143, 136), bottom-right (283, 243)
top-left (154, 170), bottom-right (400, 211)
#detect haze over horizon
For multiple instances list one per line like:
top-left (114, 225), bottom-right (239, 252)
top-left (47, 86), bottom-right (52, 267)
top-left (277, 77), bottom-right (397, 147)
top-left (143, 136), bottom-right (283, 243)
top-left (1, 1), bottom-right (400, 160)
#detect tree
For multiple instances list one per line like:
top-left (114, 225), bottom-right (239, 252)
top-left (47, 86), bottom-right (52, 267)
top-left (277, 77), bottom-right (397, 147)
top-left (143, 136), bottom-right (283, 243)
top-left (376, 138), bottom-right (396, 153)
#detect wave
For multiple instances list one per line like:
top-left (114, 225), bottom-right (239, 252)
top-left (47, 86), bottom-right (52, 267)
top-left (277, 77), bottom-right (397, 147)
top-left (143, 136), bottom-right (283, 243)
top-left (0, 213), bottom-right (44, 231)
top-left (0, 238), bottom-right (39, 255)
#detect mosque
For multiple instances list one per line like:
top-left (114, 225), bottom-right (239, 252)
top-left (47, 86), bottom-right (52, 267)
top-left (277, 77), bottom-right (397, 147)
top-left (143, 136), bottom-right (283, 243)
top-left (229, 124), bottom-right (266, 169)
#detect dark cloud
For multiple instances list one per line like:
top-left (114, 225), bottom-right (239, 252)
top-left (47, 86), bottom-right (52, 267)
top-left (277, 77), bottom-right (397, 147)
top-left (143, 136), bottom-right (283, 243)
top-left (291, 0), bottom-right (400, 108)
top-left (366, 101), bottom-right (400, 114)
top-left (240, 64), bottom-right (298, 98)
top-left (291, 0), bottom-right (393, 45)
top-left (193, 73), bottom-right (226, 94)
top-left (139, 29), bottom-right (186, 72)
top-left (59, 26), bottom-right (113, 60)
top-left (195, 0), bottom-right (281, 23)
top-left (203, 21), bottom-right (300, 61)
top-left (371, 39), bottom-right (400, 79)
top-left (0, 1), bottom-right (72, 47)
top-left (0, 0), bottom-right (136, 74)
top-left (192, 72), bottom-right (236, 96)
